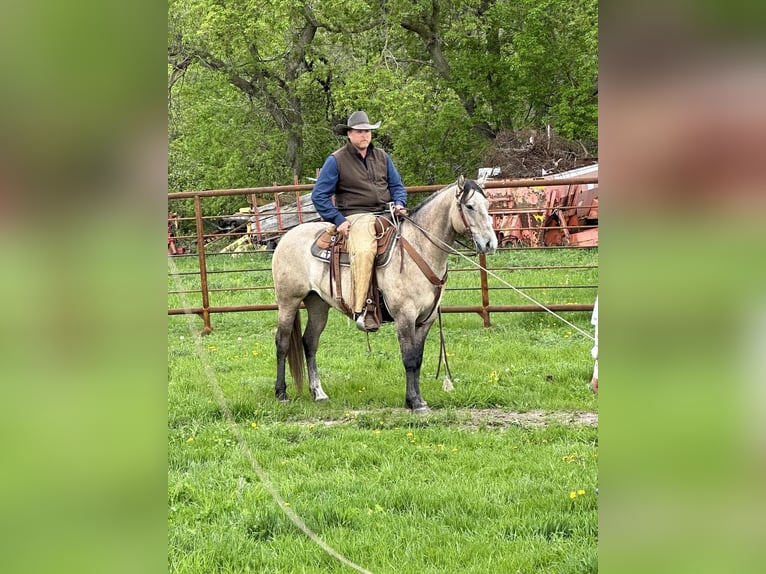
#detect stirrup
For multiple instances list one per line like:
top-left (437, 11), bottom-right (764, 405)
top-left (355, 308), bottom-right (379, 332)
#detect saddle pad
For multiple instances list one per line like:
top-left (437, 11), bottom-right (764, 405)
top-left (310, 222), bottom-right (398, 268)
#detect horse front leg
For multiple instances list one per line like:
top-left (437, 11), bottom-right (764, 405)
top-left (397, 319), bottom-right (433, 414)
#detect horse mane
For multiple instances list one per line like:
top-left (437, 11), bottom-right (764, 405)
top-left (409, 177), bottom-right (485, 216)
top-left (409, 180), bottom-right (460, 215)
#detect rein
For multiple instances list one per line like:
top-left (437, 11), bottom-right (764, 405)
top-left (394, 183), bottom-right (486, 386)
top-left (399, 184), bottom-right (483, 257)
top-left (395, 183), bottom-right (487, 320)
top-left (397, 235), bottom-right (447, 286)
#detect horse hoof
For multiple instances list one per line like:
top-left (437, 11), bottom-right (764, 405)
top-left (276, 394), bottom-right (289, 403)
top-left (412, 405), bottom-right (430, 415)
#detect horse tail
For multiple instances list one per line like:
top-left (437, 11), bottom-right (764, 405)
top-left (286, 312), bottom-right (306, 394)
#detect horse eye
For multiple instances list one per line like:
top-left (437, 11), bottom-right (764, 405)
top-left (466, 204), bottom-right (475, 211)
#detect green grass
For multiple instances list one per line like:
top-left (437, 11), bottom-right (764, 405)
top-left (168, 246), bottom-right (598, 573)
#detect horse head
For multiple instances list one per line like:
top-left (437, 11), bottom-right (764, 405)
top-left (453, 175), bottom-right (498, 254)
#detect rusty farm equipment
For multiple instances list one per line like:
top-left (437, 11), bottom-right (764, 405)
top-left (486, 163), bottom-right (598, 248)
top-left (216, 190), bottom-right (321, 254)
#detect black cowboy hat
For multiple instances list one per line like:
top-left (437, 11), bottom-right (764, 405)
top-left (334, 111), bottom-right (382, 135)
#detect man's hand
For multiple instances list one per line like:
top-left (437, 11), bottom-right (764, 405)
top-left (337, 220), bottom-right (350, 237)
top-left (393, 205), bottom-right (409, 217)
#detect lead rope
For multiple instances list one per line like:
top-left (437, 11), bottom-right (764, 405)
top-left (365, 329), bottom-right (372, 353)
top-left (435, 307), bottom-right (454, 391)
top-left (168, 256), bottom-right (376, 574)
top-left (403, 213), bottom-right (595, 342)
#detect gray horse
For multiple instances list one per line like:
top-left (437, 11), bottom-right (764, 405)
top-left (271, 176), bottom-right (497, 413)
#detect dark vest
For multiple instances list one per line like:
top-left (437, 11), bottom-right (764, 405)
top-left (332, 142), bottom-right (392, 215)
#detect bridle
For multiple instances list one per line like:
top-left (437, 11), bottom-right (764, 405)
top-left (397, 179), bottom-right (487, 256)
top-left (454, 180), bottom-right (487, 252)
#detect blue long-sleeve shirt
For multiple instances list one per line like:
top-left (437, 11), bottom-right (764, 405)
top-left (311, 146), bottom-right (407, 227)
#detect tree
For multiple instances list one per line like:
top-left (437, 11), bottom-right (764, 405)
top-left (392, 0), bottom-right (597, 145)
top-left (169, 0), bottom-right (331, 180)
top-left (168, 0), bottom-right (598, 191)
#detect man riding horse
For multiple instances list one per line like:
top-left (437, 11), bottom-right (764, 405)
top-left (311, 111), bottom-right (409, 332)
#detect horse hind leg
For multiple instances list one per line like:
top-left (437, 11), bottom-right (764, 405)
top-left (302, 293), bottom-right (330, 401)
top-left (275, 303), bottom-right (305, 402)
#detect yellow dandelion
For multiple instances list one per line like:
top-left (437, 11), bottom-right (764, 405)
top-left (577, 489), bottom-right (586, 496)
top-left (569, 491), bottom-right (577, 499)
top-left (251, 422), bottom-right (258, 429)
top-left (186, 437), bottom-right (194, 443)
top-left (374, 429), bottom-right (381, 435)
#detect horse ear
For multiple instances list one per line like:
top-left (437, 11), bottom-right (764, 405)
top-left (457, 174), bottom-right (465, 189)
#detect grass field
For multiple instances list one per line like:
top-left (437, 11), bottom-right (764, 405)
top-left (168, 246), bottom-right (598, 573)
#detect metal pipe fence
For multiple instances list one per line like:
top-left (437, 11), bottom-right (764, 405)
top-left (168, 176), bottom-right (597, 333)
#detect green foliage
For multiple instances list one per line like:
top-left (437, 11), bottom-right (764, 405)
top-left (168, 67), bottom-right (290, 215)
top-left (168, 0), bottom-right (598, 190)
top-left (333, 61), bottom-right (484, 184)
top-left (504, 0), bottom-right (598, 142)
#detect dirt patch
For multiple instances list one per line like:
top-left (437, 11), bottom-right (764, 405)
top-left (464, 408), bottom-right (597, 429)
top-left (295, 408), bottom-right (597, 429)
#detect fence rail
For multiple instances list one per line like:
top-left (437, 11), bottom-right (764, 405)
top-left (168, 177), bottom-right (597, 333)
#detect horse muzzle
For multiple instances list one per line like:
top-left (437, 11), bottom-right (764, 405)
top-left (474, 233), bottom-right (498, 254)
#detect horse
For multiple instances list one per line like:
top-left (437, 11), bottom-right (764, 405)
top-left (271, 175), bottom-right (498, 413)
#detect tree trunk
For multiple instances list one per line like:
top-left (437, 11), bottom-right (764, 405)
top-left (401, 0), bottom-right (495, 140)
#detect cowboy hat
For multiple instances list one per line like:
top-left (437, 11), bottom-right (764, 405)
top-left (334, 111), bottom-right (381, 135)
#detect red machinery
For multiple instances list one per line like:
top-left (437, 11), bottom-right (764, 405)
top-left (485, 163), bottom-right (598, 247)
